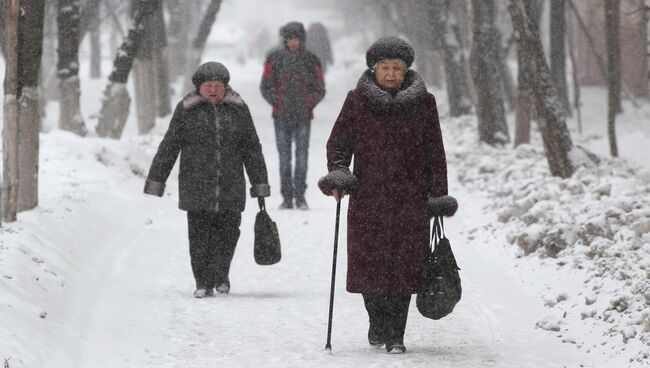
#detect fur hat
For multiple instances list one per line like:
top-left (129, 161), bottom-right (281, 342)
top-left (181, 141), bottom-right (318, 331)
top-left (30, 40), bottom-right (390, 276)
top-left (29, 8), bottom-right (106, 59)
top-left (280, 21), bottom-right (306, 42)
top-left (192, 61), bottom-right (230, 88)
top-left (366, 36), bottom-right (415, 69)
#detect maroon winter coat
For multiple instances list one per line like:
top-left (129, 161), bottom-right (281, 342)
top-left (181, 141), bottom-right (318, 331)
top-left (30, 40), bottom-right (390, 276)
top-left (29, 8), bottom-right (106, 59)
top-left (326, 70), bottom-right (448, 295)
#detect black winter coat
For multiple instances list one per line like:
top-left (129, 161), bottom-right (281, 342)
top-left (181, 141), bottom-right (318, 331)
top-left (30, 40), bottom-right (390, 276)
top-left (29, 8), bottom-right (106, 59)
top-left (144, 87), bottom-right (269, 212)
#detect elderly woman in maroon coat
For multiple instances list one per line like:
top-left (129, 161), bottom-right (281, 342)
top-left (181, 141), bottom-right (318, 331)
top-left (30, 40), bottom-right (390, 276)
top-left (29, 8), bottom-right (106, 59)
top-left (319, 37), bottom-right (452, 353)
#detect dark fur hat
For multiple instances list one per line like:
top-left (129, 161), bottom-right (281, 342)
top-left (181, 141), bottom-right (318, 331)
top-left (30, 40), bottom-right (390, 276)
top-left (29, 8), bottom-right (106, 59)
top-left (280, 21), bottom-right (306, 42)
top-left (366, 36), bottom-right (415, 69)
top-left (192, 61), bottom-right (230, 88)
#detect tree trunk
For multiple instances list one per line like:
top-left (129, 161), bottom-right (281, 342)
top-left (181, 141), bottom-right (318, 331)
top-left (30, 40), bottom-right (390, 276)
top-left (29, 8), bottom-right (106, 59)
top-left (470, 0), bottom-right (509, 145)
top-left (133, 0), bottom-right (158, 135)
top-left (567, 0), bottom-right (633, 108)
top-left (566, 7), bottom-right (583, 133)
top-left (495, 26), bottom-right (517, 111)
top-left (431, 0), bottom-right (473, 117)
top-left (153, 2), bottom-right (171, 117)
top-left (605, 0), bottom-right (621, 157)
top-left (57, 0), bottom-right (87, 137)
top-left (15, 0), bottom-right (45, 213)
top-left (88, 0), bottom-right (102, 79)
top-left (96, 0), bottom-right (157, 139)
top-left (183, 0), bottom-right (223, 94)
top-left (549, 0), bottom-right (572, 116)
top-left (0, 1), bottom-right (6, 57)
top-left (509, 0), bottom-right (575, 178)
top-left (514, 47), bottom-right (533, 147)
top-left (2, 0), bottom-right (20, 222)
top-left (165, 0), bottom-right (190, 78)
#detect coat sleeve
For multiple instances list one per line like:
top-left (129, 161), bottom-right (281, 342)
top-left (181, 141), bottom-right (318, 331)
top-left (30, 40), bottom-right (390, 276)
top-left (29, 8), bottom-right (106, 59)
top-left (424, 95), bottom-right (448, 198)
top-left (260, 53), bottom-right (277, 106)
top-left (144, 103), bottom-right (184, 196)
top-left (326, 91), bottom-right (356, 172)
top-left (306, 57), bottom-right (326, 111)
top-left (239, 104), bottom-right (270, 196)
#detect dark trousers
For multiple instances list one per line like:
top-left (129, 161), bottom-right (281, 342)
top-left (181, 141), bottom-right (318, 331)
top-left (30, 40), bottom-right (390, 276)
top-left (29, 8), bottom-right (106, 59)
top-left (363, 294), bottom-right (411, 344)
top-left (187, 211), bottom-right (241, 289)
top-left (273, 119), bottom-right (311, 200)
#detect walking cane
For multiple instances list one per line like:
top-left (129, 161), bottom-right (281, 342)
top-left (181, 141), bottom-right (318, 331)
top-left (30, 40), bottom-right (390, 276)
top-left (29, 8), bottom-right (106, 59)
top-left (325, 199), bottom-right (341, 352)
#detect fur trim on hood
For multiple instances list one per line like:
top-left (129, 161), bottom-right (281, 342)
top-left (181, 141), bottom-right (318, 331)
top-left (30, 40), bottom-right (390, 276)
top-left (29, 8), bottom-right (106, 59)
top-left (182, 86), bottom-right (245, 109)
top-left (356, 69), bottom-right (427, 115)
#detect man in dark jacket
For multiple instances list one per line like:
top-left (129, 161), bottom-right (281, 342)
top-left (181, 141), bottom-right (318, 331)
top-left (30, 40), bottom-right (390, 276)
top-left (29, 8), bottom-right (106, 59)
top-left (260, 21), bottom-right (325, 210)
top-left (144, 61), bottom-right (270, 298)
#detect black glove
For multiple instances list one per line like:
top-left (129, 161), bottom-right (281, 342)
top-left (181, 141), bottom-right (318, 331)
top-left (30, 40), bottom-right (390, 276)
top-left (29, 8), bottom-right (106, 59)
top-left (318, 169), bottom-right (359, 196)
top-left (427, 195), bottom-right (458, 217)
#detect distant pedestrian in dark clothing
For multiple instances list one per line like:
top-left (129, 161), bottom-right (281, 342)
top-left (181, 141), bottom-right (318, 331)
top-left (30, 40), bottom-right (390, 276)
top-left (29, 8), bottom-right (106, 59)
top-left (306, 22), bottom-right (334, 73)
top-left (144, 61), bottom-right (270, 298)
top-left (319, 37), bottom-right (449, 353)
top-left (260, 21), bottom-right (326, 210)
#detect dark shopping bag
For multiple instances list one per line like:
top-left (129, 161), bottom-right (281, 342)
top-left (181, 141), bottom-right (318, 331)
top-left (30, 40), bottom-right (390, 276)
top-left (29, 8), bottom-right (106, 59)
top-left (254, 198), bottom-right (281, 265)
top-left (417, 216), bottom-right (462, 320)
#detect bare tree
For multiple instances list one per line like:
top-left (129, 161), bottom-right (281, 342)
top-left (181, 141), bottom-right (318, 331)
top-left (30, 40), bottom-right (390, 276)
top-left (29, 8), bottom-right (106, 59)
top-left (3, 0), bottom-right (20, 222)
top-left (166, 0), bottom-right (191, 78)
top-left (431, 0), bottom-right (473, 117)
top-left (18, 0), bottom-right (46, 213)
top-left (470, 0), bottom-right (509, 145)
top-left (549, 0), bottom-right (572, 116)
top-left (57, 0), bottom-right (88, 136)
top-left (566, 8), bottom-right (583, 133)
top-left (153, 2), bottom-right (171, 117)
top-left (513, 40), bottom-right (533, 146)
top-left (509, 0), bottom-right (575, 178)
top-left (3, 0), bottom-right (46, 221)
top-left (133, 0), bottom-right (159, 135)
top-left (96, 0), bottom-right (158, 139)
top-left (605, 0), bottom-right (621, 157)
top-left (183, 0), bottom-right (223, 94)
top-left (85, 0), bottom-right (102, 78)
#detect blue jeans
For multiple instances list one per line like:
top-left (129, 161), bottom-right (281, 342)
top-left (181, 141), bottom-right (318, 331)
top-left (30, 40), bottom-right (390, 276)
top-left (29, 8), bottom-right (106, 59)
top-left (273, 119), bottom-right (311, 200)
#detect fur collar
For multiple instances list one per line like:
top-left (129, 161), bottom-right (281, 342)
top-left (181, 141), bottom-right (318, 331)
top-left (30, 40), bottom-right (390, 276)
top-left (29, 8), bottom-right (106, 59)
top-left (182, 86), bottom-right (245, 109)
top-left (356, 69), bottom-right (427, 115)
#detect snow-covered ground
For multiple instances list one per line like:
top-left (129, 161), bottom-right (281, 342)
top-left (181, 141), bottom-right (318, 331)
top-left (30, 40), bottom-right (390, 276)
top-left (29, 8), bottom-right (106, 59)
top-left (2, 19), bottom-right (650, 368)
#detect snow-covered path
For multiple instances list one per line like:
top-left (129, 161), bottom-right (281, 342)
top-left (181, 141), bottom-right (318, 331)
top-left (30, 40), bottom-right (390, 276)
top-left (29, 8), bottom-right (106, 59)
top-left (54, 61), bottom-right (596, 368)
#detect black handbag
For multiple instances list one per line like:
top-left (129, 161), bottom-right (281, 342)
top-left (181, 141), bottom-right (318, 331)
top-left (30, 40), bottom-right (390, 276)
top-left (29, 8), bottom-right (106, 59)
top-left (254, 198), bottom-right (281, 265)
top-left (416, 216), bottom-right (462, 320)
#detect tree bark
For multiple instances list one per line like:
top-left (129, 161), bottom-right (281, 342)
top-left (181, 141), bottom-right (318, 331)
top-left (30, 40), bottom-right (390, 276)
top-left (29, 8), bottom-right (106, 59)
top-left (57, 0), bottom-right (88, 136)
top-left (470, 0), bottom-right (509, 145)
top-left (509, 0), bottom-right (575, 178)
top-left (96, 0), bottom-right (157, 139)
top-left (566, 7), bottom-right (583, 133)
top-left (133, 0), bottom-right (158, 135)
top-left (431, 0), bottom-right (473, 117)
top-left (183, 0), bottom-right (223, 94)
top-left (88, 0), bottom-right (102, 79)
top-left (153, 2), bottom-right (171, 117)
top-left (605, 0), bottom-right (621, 157)
top-left (165, 0), bottom-right (190, 78)
top-left (2, 0), bottom-right (20, 222)
top-left (514, 46), bottom-right (533, 147)
top-left (549, 0), bottom-right (572, 116)
top-left (15, 0), bottom-right (45, 213)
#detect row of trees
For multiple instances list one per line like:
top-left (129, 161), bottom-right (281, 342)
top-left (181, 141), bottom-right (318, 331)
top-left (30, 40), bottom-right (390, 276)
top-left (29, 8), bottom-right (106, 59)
top-left (340, 0), bottom-right (649, 177)
top-left (1, 0), bottom-right (224, 222)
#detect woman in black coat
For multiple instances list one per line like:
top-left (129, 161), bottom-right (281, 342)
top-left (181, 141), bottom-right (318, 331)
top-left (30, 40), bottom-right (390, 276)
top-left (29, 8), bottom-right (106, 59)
top-left (144, 62), bottom-right (270, 298)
